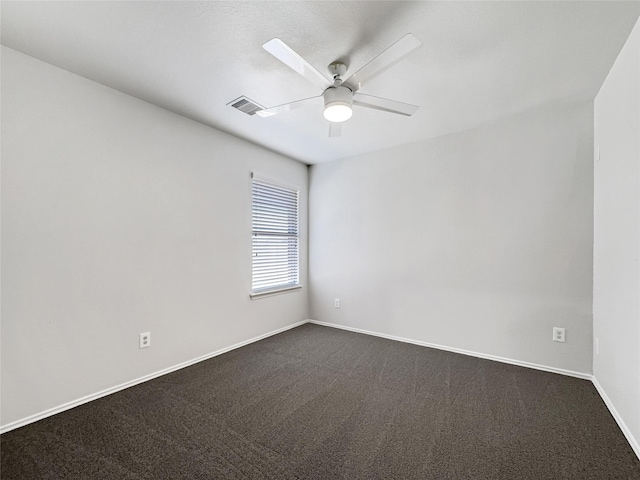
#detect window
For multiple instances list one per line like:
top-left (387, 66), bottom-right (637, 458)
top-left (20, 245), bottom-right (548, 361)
top-left (251, 175), bottom-right (300, 298)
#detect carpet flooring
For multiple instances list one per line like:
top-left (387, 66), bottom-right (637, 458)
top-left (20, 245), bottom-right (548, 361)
top-left (2, 323), bottom-right (639, 479)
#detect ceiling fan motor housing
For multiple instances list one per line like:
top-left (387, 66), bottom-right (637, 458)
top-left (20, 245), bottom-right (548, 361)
top-left (323, 86), bottom-right (353, 122)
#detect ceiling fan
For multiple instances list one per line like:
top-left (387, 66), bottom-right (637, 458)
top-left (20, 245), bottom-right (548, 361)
top-left (256, 34), bottom-right (422, 137)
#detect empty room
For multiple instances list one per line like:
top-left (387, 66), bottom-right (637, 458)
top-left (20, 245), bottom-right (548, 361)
top-left (1, 1), bottom-right (639, 478)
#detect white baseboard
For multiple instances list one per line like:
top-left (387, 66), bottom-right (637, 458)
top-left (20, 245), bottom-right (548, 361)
top-left (0, 319), bottom-right (309, 434)
top-left (5, 318), bottom-right (639, 464)
top-left (308, 320), bottom-right (592, 380)
top-left (592, 376), bottom-right (640, 460)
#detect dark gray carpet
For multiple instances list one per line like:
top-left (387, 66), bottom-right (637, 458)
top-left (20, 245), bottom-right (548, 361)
top-left (2, 323), bottom-right (639, 479)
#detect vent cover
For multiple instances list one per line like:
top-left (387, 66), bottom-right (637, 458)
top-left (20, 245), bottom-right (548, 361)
top-left (228, 96), bottom-right (264, 116)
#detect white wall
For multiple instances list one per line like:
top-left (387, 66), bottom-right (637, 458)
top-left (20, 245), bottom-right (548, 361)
top-left (0, 47), bottom-right (308, 428)
top-left (593, 18), bottom-right (640, 456)
top-left (310, 100), bottom-right (594, 374)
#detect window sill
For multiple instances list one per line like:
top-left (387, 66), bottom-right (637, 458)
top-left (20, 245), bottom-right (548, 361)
top-left (250, 285), bottom-right (303, 300)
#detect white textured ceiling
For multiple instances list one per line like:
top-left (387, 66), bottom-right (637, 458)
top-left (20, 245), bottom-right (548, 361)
top-left (2, 1), bottom-right (638, 164)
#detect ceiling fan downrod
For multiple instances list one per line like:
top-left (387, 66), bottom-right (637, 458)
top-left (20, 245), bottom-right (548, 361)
top-left (328, 62), bottom-right (348, 87)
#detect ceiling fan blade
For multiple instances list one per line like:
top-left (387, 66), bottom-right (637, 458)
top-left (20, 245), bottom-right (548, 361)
top-left (343, 34), bottom-right (422, 92)
top-left (328, 122), bottom-right (342, 138)
top-left (263, 38), bottom-right (332, 92)
top-left (255, 95), bottom-right (322, 118)
top-left (353, 93), bottom-right (419, 116)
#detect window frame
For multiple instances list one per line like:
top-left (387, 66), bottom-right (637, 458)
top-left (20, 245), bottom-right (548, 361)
top-left (250, 174), bottom-right (301, 299)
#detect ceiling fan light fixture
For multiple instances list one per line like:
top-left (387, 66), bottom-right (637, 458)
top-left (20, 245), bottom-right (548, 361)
top-left (324, 102), bottom-right (352, 122)
top-left (323, 86), bottom-right (353, 123)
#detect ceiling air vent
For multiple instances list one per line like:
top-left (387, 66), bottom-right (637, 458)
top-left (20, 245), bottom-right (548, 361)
top-left (228, 96), bottom-right (264, 116)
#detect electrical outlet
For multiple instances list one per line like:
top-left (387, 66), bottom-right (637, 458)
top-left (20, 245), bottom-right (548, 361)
top-left (140, 332), bottom-right (151, 349)
top-left (334, 298), bottom-right (341, 308)
top-left (552, 327), bottom-right (565, 343)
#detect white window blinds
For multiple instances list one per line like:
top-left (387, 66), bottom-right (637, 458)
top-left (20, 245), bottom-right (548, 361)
top-left (251, 177), bottom-right (299, 296)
